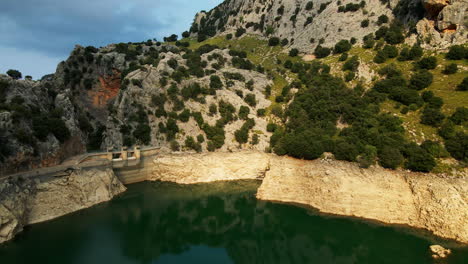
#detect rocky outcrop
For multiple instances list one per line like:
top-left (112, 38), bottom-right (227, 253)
top-left (256, 155), bottom-right (468, 244)
top-left (430, 244), bottom-right (452, 259)
top-left (0, 168), bottom-right (125, 243)
top-left (0, 179), bottom-right (35, 244)
top-left (418, 0), bottom-right (467, 48)
top-left (193, 0), bottom-right (466, 51)
top-left (104, 48), bottom-right (273, 152)
top-left (192, 0), bottom-right (395, 52)
top-left (0, 76), bottom-right (87, 175)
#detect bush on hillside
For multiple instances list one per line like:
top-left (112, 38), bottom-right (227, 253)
top-left (314, 45), bottom-right (331, 58)
top-left (416, 56), bottom-right (437, 70)
top-left (6, 69), bottom-right (22, 80)
top-left (409, 70), bottom-right (433, 90)
top-left (268, 37), bottom-right (280, 46)
top-left (289, 48), bottom-right (299, 57)
top-left (443, 63), bottom-right (458, 74)
top-left (457, 77), bottom-right (468, 91)
top-left (334, 40), bottom-right (352, 54)
top-left (446, 45), bottom-right (467, 60)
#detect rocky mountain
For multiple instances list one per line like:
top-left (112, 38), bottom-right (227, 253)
top-left (190, 0), bottom-right (466, 50)
top-left (0, 0), bottom-right (467, 175)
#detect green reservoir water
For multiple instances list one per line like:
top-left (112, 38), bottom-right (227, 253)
top-left (1, 181), bottom-right (467, 264)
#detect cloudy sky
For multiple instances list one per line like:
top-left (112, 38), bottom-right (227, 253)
top-left (0, 0), bottom-right (222, 79)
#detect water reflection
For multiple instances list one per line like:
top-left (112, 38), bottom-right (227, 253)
top-left (1, 181), bottom-right (467, 264)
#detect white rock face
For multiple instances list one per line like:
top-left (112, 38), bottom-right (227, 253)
top-left (193, 0), bottom-right (466, 51)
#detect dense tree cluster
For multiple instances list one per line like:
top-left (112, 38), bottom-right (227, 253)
top-left (269, 60), bottom-right (441, 172)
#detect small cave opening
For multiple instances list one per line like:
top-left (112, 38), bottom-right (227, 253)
top-left (442, 24), bottom-right (457, 33)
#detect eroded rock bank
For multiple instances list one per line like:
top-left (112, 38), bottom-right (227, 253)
top-left (148, 151), bottom-right (467, 244)
top-left (256, 155), bottom-right (468, 245)
top-left (0, 168), bottom-right (125, 244)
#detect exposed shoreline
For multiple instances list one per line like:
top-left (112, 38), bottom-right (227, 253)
top-left (1, 151), bottom-right (466, 246)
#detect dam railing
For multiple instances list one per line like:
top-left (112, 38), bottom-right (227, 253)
top-left (0, 146), bottom-right (161, 182)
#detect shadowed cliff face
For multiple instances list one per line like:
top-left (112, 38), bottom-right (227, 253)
top-left (1, 181), bottom-right (467, 264)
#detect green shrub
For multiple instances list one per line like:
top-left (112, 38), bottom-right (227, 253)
top-left (334, 40), bottom-right (352, 54)
top-left (446, 45), bottom-right (467, 60)
top-left (444, 132), bottom-right (467, 162)
top-left (457, 77), bottom-right (468, 91)
top-left (374, 50), bottom-right (387, 64)
top-left (443, 63), bottom-right (458, 74)
top-left (409, 70), bottom-right (433, 90)
top-left (289, 48), bottom-right (299, 57)
top-left (344, 71), bottom-right (355, 82)
top-left (185, 136), bottom-right (202, 152)
top-left (378, 146), bottom-right (403, 169)
top-left (360, 19), bottom-right (369, 28)
top-left (449, 107), bottom-right (468, 125)
top-left (403, 144), bottom-right (436, 172)
top-left (166, 118), bottom-right (179, 140)
top-left (314, 45), bottom-right (331, 58)
top-left (235, 27), bottom-right (246, 38)
top-left (178, 109), bottom-right (190, 122)
top-left (333, 140), bottom-right (358, 161)
top-left (416, 56), bottom-right (437, 70)
top-left (382, 45), bottom-right (399, 58)
top-left (305, 1), bottom-right (313, 10)
top-left (421, 91), bottom-right (434, 102)
top-left (209, 103), bottom-right (218, 116)
top-left (357, 145), bottom-right (377, 168)
top-left (275, 130), bottom-right (324, 159)
top-left (421, 140), bottom-right (448, 158)
top-left (234, 119), bottom-right (255, 144)
top-left (427, 96), bottom-right (443, 109)
top-left (239, 105), bottom-right (250, 120)
top-left (377, 15), bottom-right (389, 25)
top-left (170, 140), bottom-right (180, 151)
top-left (338, 53), bottom-right (348, 61)
top-left (244, 93), bottom-right (256, 107)
top-left (133, 123), bottom-right (151, 145)
top-left (267, 123), bottom-right (277, 132)
top-left (6, 69), bottom-right (22, 79)
top-left (363, 34), bottom-right (375, 49)
top-left (420, 107), bottom-right (445, 127)
top-left (268, 37), bottom-right (280, 46)
top-left (257, 108), bottom-right (266, 116)
top-left (342, 56), bottom-right (359, 72)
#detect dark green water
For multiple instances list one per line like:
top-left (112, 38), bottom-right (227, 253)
top-left (1, 181), bottom-right (467, 264)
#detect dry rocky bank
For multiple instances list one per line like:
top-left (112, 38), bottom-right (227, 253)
top-left (1, 151), bottom-right (467, 246)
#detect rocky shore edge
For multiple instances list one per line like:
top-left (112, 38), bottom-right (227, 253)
top-left (1, 151), bottom-right (466, 248)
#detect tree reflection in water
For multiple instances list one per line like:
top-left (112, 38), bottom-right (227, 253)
top-left (1, 181), bottom-right (467, 264)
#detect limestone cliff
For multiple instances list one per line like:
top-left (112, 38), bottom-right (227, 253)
top-left (0, 168), bottom-right (125, 244)
top-left (191, 0), bottom-right (466, 51)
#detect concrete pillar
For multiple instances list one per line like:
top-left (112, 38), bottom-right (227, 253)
top-left (107, 147), bottom-right (113, 161)
top-left (121, 147), bottom-right (128, 160)
top-left (134, 145), bottom-right (141, 159)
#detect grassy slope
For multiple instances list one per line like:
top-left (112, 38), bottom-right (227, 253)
top-left (318, 46), bottom-right (468, 143)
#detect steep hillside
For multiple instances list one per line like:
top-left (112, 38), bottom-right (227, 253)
top-left (0, 0), bottom-right (466, 175)
top-left (189, 0), bottom-right (466, 51)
